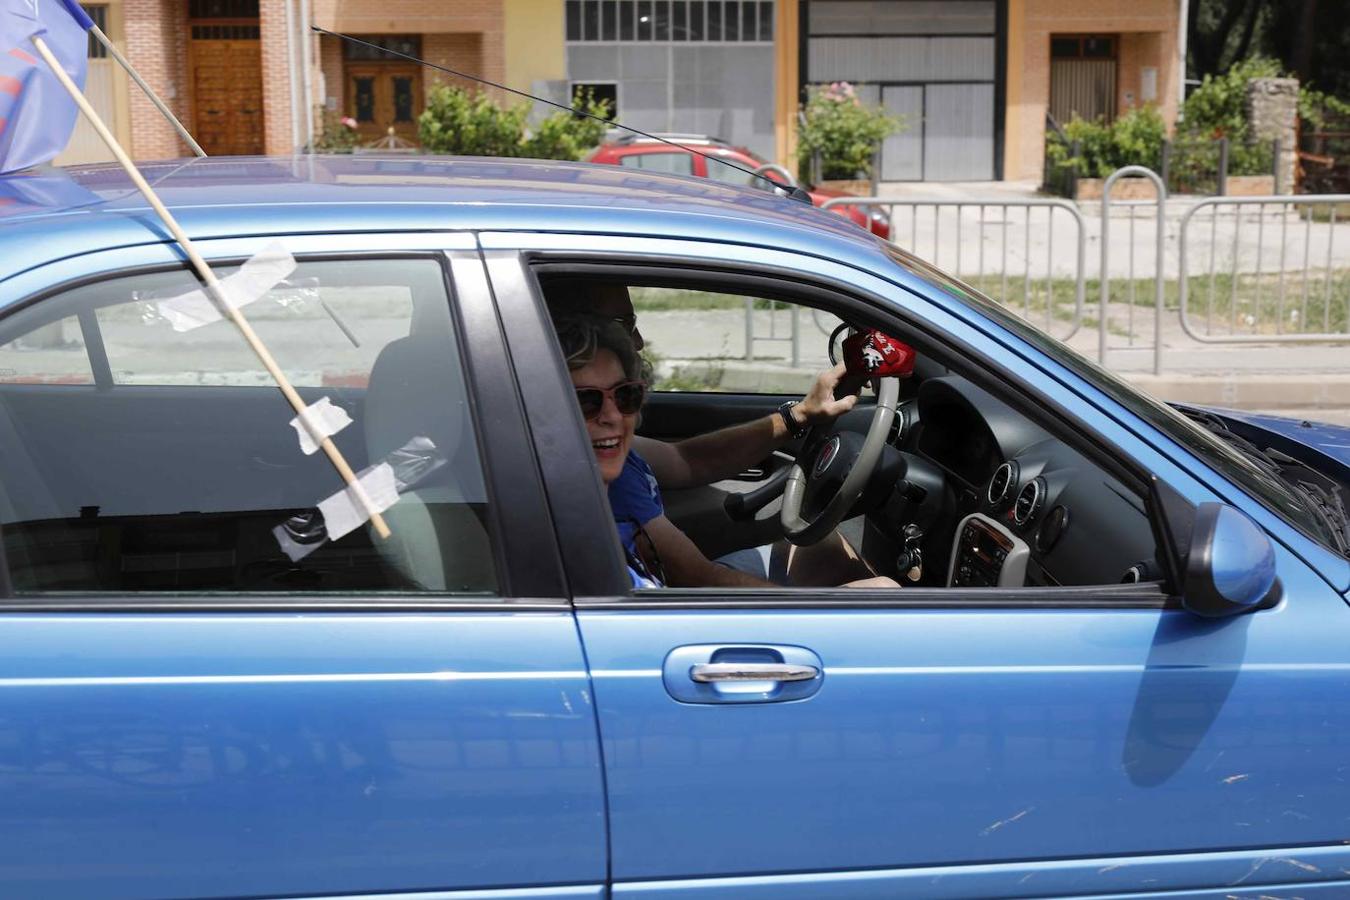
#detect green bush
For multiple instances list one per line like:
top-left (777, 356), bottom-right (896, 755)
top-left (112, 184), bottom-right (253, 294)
top-left (1047, 56), bottom-right (1350, 190)
top-left (418, 84), bottom-right (611, 161)
top-left (796, 82), bottom-right (903, 180)
top-left (521, 89), bottom-right (613, 161)
top-left (1045, 106), bottom-right (1166, 178)
top-left (418, 85), bottom-right (530, 157)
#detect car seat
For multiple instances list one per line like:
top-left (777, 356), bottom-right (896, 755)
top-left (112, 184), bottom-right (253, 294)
top-left (362, 322), bottom-right (496, 593)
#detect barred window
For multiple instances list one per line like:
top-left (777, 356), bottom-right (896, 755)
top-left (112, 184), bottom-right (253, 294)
top-left (83, 5), bottom-right (108, 58)
top-left (566, 0), bottom-right (772, 42)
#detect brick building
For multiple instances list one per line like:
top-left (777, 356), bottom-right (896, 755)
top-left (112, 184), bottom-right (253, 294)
top-left (57, 0), bottom-right (554, 162)
top-left (59, 0), bottom-right (1180, 183)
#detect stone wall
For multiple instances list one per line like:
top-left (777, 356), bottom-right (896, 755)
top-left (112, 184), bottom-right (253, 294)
top-left (1246, 77), bottom-right (1298, 194)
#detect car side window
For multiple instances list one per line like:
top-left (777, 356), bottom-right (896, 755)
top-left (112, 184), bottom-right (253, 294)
top-left (539, 271), bottom-right (1161, 596)
top-left (619, 152), bottom-right (695, 176)
top-left (0, 258), bottom-right (498, 596)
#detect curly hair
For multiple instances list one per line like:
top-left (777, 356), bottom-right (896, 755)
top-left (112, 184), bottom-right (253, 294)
top-left (552, 312), bottom-right (650, 384)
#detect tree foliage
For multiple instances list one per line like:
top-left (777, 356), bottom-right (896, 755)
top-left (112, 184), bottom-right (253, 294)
top-left (1188, 0), bottom-right (1350, 100)
top-left (1179, 57), bottom-right (1280, 175)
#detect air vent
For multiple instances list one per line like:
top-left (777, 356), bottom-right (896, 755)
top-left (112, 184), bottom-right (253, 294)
top-left (987, 461), bottom-right (1016, 506)
top-left (1013, 478), bottom-right (1043, 526)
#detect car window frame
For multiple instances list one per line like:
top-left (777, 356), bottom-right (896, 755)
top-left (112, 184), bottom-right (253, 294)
top-left (503, 250), bottom-right (1181, 610)
top-left (0, 247), bottom-right (569, 610)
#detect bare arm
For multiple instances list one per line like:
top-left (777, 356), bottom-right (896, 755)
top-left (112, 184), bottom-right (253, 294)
top-left (642, 515), bottom-right (777, 588)
top-left (637, 362), bottom-right (859, 490)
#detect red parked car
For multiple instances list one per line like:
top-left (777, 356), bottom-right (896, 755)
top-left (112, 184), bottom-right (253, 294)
top-left (587, 133), bottom-right (891, 240)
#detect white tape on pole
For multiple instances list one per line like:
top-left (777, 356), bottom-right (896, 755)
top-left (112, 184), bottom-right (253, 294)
top-left (317, 462), bottom-right (399, 541)
top-left (290, 397), bottom-right (354, 455)
top-left (157, 242), bottom-right (298, 332)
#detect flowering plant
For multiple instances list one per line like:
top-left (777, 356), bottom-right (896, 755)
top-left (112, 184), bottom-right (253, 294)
top-left (796, 82), bottom-right (902, 181)
top-left (311, 110), bottom-right (362, 153)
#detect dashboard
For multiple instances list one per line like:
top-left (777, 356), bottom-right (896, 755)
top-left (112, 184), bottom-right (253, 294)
top-left (887, 376), bottom-right (1159, 588)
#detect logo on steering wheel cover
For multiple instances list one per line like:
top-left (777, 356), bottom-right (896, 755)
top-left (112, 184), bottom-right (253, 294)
top-left (813, 436), bottom-right (841, 479)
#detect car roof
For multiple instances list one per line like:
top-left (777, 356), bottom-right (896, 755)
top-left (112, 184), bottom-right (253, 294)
top-left (0, 155), bottom-right (881, 287)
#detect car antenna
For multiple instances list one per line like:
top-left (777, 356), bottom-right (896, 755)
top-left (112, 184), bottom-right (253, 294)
top-left (311, 26), bottom-right (815, 206)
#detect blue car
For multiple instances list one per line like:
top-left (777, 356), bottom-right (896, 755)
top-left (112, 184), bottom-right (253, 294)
top-left (0, 156), bottom-right (1348, 900)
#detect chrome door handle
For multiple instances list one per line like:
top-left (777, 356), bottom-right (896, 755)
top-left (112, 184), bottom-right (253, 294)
top-left (689, 663), bottom-right (819, 683)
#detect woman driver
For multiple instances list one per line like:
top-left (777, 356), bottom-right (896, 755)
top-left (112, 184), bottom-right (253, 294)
top-left (555, 313), bottom-right (668, 587)
top-left (555, 313), bottom-right (897, 591)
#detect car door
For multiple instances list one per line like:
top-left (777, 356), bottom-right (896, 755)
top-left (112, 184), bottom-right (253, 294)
top-left (484, 234), bottom-right (1350, 899)
top-left (0, 234), bottom-right (607, 899)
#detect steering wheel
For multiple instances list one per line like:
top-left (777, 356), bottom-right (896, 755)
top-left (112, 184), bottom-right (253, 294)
top-left (780, 376), bottom-right (900, 546)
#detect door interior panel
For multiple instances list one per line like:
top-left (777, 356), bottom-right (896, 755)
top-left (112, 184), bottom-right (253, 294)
top-left (641, 392), bottom-right (797, 555)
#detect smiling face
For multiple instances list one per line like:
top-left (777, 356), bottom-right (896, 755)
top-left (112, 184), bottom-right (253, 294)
top-left (571, 348), bottom-right (637, 484)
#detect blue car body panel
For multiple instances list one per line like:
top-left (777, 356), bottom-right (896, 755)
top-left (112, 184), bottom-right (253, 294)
top-left (580, 547), bottom-right (1350, 896)
top-left (3, 156), bottom-right (1350, 897)
top-left (1204, 406), bottom-right (1350, 470)
top-left (0, 613), bottom-right (607, 898)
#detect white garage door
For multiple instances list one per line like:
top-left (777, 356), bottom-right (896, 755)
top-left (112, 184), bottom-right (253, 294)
top-left (807, 0), bottom-right (1000, 181)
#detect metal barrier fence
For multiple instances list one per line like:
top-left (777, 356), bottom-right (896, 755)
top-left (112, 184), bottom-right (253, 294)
top-left (820, 197), bottom-right (1088, 341)
top-left (743, 170), bottom-right (1350, 373)
top-left (1178, 194), bottom-right (1350, 343)
top-left (1099, 167), bottom-right (1167, 374)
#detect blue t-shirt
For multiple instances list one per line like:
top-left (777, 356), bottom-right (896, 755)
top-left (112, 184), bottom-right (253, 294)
top-left (608, 450), bottom-right (664, 586)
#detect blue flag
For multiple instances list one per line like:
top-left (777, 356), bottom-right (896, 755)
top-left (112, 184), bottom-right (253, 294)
top-left (0, 0), bottom-right (91, 175)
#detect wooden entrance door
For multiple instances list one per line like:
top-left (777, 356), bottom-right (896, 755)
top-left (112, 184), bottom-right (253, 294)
top-left (346, 65), bottom-right (423, 144)
top-left (190, 28), bottom-right (264, 155)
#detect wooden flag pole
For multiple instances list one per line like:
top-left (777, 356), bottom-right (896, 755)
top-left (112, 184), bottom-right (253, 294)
top-left (31, 34), bottom-right (392, 540)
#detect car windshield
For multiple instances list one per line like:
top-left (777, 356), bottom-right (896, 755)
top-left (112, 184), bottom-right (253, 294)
top-left (881, 243), bottom-right (1343, 555)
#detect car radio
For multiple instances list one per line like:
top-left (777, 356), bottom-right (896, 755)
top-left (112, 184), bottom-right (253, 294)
top-left (948, 513), bottom-right (1030, 588)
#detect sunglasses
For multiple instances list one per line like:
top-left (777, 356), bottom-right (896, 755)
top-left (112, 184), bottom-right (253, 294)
top-left (575, 381), bottom-right (647, 420)
top-left (611, 313), bottom-right (639, 335)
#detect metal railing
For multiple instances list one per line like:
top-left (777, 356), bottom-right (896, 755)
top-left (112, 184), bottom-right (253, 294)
top-left (821, 196), bottom-right (1088, 341)
top-left (1099, 167), bottom-right (1167, 374)
top-left (740, 169), bottom-right (1350, 375)
top-left (1178, 195), bottom-right (1350, 343)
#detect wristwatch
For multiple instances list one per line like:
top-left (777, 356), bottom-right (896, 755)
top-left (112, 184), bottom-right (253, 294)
top-left (777, 400), bottom-right (809, 439)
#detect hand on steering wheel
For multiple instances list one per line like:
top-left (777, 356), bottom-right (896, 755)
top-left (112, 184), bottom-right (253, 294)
top-left (780, 377), bottom-right (900, 546)
top-left (791, 362), bottom-right (860, 428)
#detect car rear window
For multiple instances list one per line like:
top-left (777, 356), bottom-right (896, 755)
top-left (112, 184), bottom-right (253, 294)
top-left (619, 152), bottom-right (694, 176)
top-left (0, 257), bottom-right (499, 597)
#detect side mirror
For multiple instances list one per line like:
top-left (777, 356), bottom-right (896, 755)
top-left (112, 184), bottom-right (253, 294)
top-left (1183, 503), bottom-right (1281, 617)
